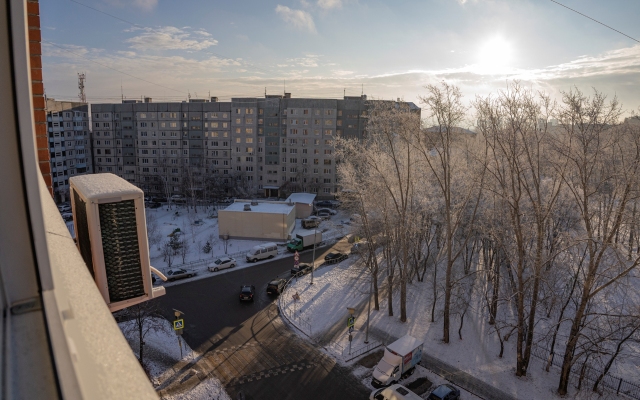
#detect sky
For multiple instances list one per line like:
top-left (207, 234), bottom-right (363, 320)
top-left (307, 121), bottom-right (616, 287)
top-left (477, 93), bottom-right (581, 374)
top-left (41, 0), bottom-right (640, 116)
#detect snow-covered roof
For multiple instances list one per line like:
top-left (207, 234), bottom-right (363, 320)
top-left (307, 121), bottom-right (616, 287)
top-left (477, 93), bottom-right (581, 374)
top-left (286, 193), bottom-right (316, 204)
top-left (222, 200), bottom-right (294, 215)
top-left (387, 335), bottom-right (422, 355)
top-left (70, 173), bottom-right (142, 200)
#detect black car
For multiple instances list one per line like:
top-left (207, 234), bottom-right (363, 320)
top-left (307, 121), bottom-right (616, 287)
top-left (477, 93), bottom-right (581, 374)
top-left (239, 285), bottom-right (256, 301)
top-left (324, 252), bottom-right (348, 264)
top-left (151, 197), bottom-right (167, 203)
top-left (266, 278), bottom-right (286, 295)
top-left (427, 384), bottom-right (460, 400)
top-left (291, 263), bottom-right (313, 276)
top-left (315, 200), bottom-right (334, 208)
top-left (148, 202), bottom-right (162, 209)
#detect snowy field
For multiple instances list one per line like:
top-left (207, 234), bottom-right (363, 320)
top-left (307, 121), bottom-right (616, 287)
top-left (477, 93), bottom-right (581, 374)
top-left (119, 318), bottom-right (231, 400)
top-left (282, 255), bottom-right (636, 400)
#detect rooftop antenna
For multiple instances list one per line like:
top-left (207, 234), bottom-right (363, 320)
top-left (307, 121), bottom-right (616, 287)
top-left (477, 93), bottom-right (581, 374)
top-left (361, 84), bottom-right (363, 96)
top-left (265, 87), bottom-right (267, 97)
top-left (120, 79), bottom-right (123, 102)
top-left (283, 79), bottom-right (286, 96)
top-left (77, 72), bottom-right (86, 103)
top-left (344, 88), bottom-right (346, 97)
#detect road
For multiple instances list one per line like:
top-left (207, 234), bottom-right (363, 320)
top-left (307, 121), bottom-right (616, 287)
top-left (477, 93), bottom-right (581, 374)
top-left (154, 246), bottom-right (371, 400)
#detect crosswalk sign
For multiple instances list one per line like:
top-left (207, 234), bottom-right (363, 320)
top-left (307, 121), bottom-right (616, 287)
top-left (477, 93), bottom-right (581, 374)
top-left (173, 319), bottom-right (184, 330)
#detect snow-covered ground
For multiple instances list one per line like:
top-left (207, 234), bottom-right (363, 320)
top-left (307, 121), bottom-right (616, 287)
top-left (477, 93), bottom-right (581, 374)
top-left (145, 204), bottom-right (352, 287)
top-left (282, 255), bottom-right (634, 400)
top-left (119, 318), bottom-right (231, 400)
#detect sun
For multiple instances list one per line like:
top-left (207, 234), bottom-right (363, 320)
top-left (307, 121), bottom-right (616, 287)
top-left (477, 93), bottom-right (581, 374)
top-left (476, 36), bottom-right (513, 74)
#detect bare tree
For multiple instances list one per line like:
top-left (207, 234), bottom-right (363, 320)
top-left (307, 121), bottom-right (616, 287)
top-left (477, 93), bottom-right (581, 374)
top-left (117, 300), bottom-right (164, 370)
top-left (180, 238), bottom-right (190, 264)
top-left (162, 241), bottom-right (174, 269)
top-left (416, 82), bottom-right (486, 343)
top-left (553, 88), bottom-right (640, 394)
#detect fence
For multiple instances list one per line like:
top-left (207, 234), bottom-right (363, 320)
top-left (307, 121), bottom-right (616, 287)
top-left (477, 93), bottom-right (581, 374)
top-left (328, 339), bottom-right (383, 362)
top-left (277, 273), bottom-right (314, 339)
top-left (530, 343), bottom-right (640, 399)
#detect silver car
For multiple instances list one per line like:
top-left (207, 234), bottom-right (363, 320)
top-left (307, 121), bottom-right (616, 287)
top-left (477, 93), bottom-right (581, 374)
top-left (209, 256), bottom-right (237, 272)
top-left (165, 268), bottom-right (195, 281)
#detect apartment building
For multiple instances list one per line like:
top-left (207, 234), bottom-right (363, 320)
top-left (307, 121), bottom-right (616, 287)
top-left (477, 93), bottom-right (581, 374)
top-left (46, 99), bottom-right (92, 203)
top-left (91, 94), bottom-right (419, 199)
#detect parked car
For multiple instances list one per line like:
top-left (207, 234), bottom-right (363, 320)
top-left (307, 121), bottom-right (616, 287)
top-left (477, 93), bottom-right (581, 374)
top-left (171, 195), bottom-right (186, 204)
top-left (370, 384), bottom-right (422, 400)
top-left (427, 384), bottom-right (460, 400)
top-left (218, 197), bottom-right (234, 204)
top-left (324, 252), bottom-right (348, 265)
top-left (209, 256), bottom-right (237, 272)
top-left (148, 202), bottom-right (162, 209)
top-left (302, 216), bottom-right (322, 229)
top-left (58, 205), bottom-right (72, 213)
top-left (316, 207), bottom-right (338, 215)
top-left (266, 278), bottom-right (286, 295)
top-left (316, 209), bottom-right (332, 220)
top-left (291, 262), bottom-right (313, 276)
top-left (151, 196), bottom-right (167, 203)
top-left (239, 285), bottom-right (256, 301)
top-left (315, 200), bottom-right (334, 208)
top-left (165, 268), bottom-right (195, 281)
top-left (61, 212), bottom-right (73, 222)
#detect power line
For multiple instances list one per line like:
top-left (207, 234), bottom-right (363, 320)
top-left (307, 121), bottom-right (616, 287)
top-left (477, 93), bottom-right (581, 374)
top-left (549, 0), bottom-right (640, 43)
top-left (43, 40), bottom-right (188, 95)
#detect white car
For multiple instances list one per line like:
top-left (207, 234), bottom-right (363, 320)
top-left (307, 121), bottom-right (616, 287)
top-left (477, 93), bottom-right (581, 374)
top-left (209, 256), bottom-right (237, 272)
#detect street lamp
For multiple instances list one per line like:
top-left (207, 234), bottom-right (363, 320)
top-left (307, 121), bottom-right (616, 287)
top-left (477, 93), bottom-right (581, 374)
top-left (310, 224), bottom-right (316, 285)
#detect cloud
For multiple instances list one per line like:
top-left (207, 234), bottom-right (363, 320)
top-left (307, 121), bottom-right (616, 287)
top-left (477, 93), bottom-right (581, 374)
top-left (275, 5), bottom-right (316, 33)
top-left (125, 26), bottom-right (218, 51)
top-left (286, 54), bottom-right (321, 67)
top-left (317, 0), bottom-right (342, 10)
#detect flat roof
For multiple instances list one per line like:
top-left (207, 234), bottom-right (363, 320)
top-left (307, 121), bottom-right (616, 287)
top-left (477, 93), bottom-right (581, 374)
top-left (221, 201), bottom-right (294, 214)
top-left (286, 193), bottom-right (316, 204)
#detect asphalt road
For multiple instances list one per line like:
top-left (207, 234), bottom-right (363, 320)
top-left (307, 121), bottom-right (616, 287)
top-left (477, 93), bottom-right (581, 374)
top-left (154, 247), bottom-right (371, 400)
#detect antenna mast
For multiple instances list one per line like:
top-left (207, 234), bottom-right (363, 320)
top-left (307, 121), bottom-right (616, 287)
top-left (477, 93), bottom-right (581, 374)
top-left (78, 72), bottom-right (86, 103)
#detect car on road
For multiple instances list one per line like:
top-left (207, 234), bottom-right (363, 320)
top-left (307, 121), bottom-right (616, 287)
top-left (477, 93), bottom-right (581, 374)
top-left (165, 268), bottom-right (195, 281)
top-left (427, 384), bottom-right (460, 400)
top-left (291, 262), bottom-right (313, 276)
top-left (266, 278), bottom-right (286, 295)
top-left (315, 200), bottom-right (334, 208)
top-left (209, 256), bottom-right (237, 272)
top-left (302, 216), bottom-right (322, 229)
top-left (58, 205), bottom-right (72, 213)
top-left (61, 212), bottom-right (73, 222)
top-left (324, 252), bottom-right (348, 265)
top-left (239, 285), bottom-right (256, 301)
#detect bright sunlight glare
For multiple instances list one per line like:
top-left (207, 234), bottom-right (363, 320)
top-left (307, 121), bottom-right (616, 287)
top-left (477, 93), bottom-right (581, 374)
top-left (475, 36), bottom-right (513, 74)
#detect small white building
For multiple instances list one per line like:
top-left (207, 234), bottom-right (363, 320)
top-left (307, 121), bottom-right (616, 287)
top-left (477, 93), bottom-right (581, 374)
top-left (285, 193), bottom-right (316, 219)
top-left (218, 200), bottom-right (296, 241)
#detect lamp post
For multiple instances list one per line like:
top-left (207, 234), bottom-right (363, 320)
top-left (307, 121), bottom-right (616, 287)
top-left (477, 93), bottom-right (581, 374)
top-left (310, 225), bottom-right (316, 285)
top-left (365, 256), bottom-right (372, 344)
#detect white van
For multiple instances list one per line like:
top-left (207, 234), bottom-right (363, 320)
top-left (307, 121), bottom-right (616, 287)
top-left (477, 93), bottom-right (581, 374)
top-left (246, 243), bottom-right (278, 262)
top-left (370, 384), bottom-right (421, 400)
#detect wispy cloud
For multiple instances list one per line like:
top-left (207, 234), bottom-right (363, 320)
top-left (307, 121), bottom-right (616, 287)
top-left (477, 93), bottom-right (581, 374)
top-left (275, 5), bottom-right (316, 33)
top-left (125, 26), bottom-right (218, 51)
top-left (317, 0), bottom-right (342, 10)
